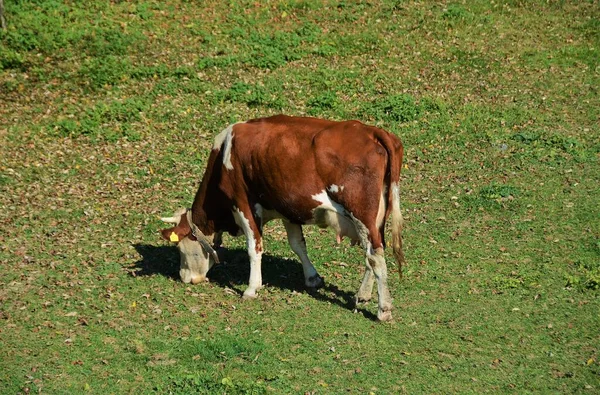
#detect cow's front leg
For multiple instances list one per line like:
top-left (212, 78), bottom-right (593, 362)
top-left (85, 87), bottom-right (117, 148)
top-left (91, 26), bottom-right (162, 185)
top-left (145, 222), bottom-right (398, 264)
top-left (283, 221), bottom-right (324, 288)
top-left (233, 207), bottom-right (264, 299)
top-left (243, 237), bottom-right (263, 299)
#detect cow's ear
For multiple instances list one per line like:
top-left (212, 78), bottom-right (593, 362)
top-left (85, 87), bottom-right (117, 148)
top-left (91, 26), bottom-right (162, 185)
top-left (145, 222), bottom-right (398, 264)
top-left (161, 227), bottom-right (182, 243)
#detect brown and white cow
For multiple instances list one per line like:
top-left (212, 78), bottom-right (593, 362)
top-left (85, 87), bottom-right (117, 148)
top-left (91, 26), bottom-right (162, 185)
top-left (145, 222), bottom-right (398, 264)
top-left (160, 115), bottom-right (405, 321)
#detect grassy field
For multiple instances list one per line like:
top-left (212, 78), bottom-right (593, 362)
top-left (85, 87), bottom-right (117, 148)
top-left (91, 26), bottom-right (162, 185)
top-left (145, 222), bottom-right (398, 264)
top-left (1, 0), bottom-right (599, 393)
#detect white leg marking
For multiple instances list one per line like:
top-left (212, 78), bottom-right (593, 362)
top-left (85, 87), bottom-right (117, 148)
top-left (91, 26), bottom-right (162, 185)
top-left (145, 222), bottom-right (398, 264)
top-left (233, 207), bottom-right (263, 298)
top-left (213, 124), bottom-right (236, 170)
top-left (349, 215), bottom-right (392, 320)
top-left (369, 247), bottom-right (393, 321)
top-left (356, 257), bottom-right (375, 303)
top-left (244, 240), bottom-right (263, 298)
top-left (283, 221), bottom-right (323, 288)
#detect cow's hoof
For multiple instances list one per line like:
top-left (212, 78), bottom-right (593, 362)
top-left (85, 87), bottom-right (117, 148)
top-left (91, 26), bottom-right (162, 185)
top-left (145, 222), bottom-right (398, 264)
top-left (306, 274), bottom-right (324, 289)
top-left (377, 309), bottom-right (393, 322)
top-left (242, 290), bottom-right (258, 300)
top-left (354, 294), bottom-right (372, 305)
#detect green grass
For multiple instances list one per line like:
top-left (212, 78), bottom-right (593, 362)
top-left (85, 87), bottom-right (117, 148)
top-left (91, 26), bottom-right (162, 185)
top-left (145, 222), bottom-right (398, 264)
top-left (1, 0), bottom-right (599, 393)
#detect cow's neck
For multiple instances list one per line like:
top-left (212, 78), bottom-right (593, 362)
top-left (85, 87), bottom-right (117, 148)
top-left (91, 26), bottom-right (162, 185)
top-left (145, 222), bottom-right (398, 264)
top-left (189, 151), bottom-right (232, 236)
top-left (190, 197), bottom-right (213, 236)
top-left (190, 171), bottom-right (217, 236)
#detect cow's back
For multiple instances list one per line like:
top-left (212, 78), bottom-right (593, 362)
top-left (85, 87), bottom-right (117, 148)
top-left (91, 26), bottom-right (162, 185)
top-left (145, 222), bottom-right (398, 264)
top-left (222, 115), bottom-right (393, 224)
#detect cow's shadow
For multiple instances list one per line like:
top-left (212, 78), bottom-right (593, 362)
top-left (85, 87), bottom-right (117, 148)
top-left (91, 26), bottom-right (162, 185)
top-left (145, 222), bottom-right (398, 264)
top-left (132, 243), bottom-right (377, 320)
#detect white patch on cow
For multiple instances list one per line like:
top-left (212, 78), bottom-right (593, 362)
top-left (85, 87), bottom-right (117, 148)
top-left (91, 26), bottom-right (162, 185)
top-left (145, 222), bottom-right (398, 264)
top-left (233, 207), bottom-right (262, 298)
top-left (327, 184), bottom-right (344, 193)
top-left (212, 124), bottom-right (236, 170)
top-left (312, 190), bottom-right (345, 213)
top-left (212, 124), bottom-right (233, 150)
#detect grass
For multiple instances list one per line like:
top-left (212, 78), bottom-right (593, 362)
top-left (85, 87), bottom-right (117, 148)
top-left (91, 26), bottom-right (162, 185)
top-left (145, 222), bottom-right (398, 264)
top-left (1, 0), bottom-right (599, 393)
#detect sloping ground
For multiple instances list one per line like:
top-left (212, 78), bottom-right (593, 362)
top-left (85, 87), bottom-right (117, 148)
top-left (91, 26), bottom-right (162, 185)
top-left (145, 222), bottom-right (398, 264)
top-left (1, 1), bottom-right (598, 393)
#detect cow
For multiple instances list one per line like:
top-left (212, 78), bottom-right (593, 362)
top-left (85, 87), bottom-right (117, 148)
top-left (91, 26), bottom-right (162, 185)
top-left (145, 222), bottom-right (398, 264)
top-left (160, 115), bottom-right (405, 321)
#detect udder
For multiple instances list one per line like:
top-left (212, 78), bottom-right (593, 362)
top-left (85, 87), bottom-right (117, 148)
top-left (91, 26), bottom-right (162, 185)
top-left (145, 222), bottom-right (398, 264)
top-left (313, 208), bottom-right (360, 245)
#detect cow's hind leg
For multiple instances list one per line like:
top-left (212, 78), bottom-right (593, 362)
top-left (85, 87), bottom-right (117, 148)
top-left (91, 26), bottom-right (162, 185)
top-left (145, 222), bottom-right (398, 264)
top-left (355, 258), bottom-right (375, 304)
top-left (368, 247), bottom-right (393, 321)
top-left (356, 224), bottom-right (386, 304)
top-left (283, 221), bottom-right (324, 288)
top-left (352, 217), bottom-right (393, 321)
top-left (233, 207), bottom-right (263, 299)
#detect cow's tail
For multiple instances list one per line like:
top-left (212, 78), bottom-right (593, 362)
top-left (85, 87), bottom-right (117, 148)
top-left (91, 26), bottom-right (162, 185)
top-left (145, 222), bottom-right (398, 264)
top-left (380, 131), bottom-right (406, 279)
top-left (390, 181), bottom-right (405, 279)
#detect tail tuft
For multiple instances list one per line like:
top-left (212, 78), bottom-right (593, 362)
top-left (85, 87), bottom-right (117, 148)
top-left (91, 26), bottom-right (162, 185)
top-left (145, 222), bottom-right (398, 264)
top-left (391, 183), bottom-right (405, 279)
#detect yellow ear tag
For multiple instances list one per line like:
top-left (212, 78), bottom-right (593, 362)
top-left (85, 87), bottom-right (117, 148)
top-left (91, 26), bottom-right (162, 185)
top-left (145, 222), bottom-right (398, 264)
top-left (169, 232), bottom-right (179, 242)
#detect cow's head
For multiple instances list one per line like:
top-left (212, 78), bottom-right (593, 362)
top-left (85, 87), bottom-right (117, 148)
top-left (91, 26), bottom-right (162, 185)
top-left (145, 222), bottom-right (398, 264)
top-left (160, 208), bottom-right (218, 284)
